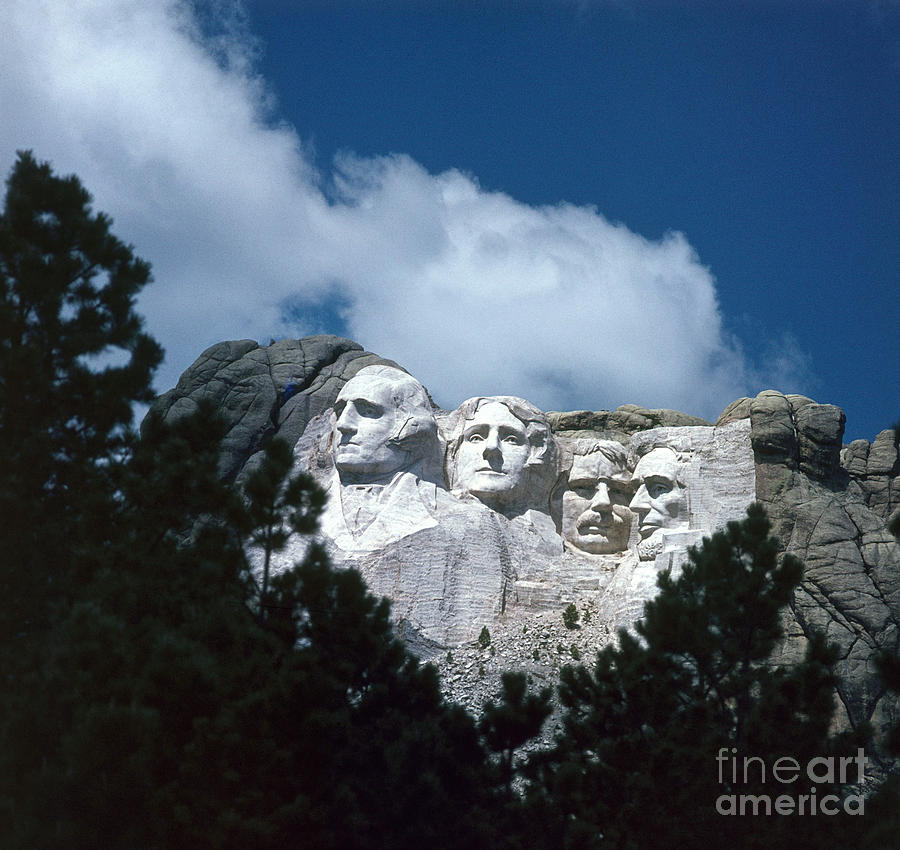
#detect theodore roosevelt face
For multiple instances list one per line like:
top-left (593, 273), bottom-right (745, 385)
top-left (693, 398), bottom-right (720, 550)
top-left (453, 401), bottom-right (531, 511)
top-left (562, 450), bottom-right (632, 555)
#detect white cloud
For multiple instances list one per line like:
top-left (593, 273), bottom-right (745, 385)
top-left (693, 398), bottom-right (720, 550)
top-left (1, 0), bottom-right (796, 420)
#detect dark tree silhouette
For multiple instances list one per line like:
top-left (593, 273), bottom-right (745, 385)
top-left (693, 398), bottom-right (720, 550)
top-left (0, 154), bottom-right (510, 849)
top-left (523, 504), bottom-right (864, 850)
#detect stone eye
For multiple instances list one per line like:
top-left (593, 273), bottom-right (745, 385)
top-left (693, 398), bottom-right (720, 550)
top-left (610, 486), bottom-right (631, 503)
top-left (357, 401), bottom-right (381, 417)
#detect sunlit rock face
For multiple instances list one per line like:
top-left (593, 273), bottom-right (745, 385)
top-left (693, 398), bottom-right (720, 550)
top-left (446, 396), bottom-right (559, 519)
top-left (322, 365), bottom-right (446, 550)
top-left (151, 336), bottom-right (900, 742)
top-left (332, 365), bottom-right (441, 486)
top-left (560, 440), bottom-right (633, 556)
top-left (629, 445), bottom-right (690, 559)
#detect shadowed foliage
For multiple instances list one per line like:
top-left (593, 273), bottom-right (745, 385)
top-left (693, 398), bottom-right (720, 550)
top-left (0, 154), bottom-right (513, 849)
top-left (2, 153), bottom-right (890, 849)
top-left (521, 504), bottom-right (866, 849)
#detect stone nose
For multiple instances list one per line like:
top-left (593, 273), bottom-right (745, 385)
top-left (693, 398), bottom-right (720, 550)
top-left (590, 482), bottom-right (612, 511)
top-left (482, 430), bottom-right (502, 456)
top-left (336, 405), bottom-right (358, 434)
top-left (629, 483), bottom-right (650, 513)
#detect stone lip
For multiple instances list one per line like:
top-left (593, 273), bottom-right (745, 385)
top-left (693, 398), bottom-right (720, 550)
top-left (150, 340), bottom-right (900, 759)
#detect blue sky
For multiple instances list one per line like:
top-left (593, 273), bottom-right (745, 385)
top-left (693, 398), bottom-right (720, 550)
top-left (2, 1), bottom-right (897, 440)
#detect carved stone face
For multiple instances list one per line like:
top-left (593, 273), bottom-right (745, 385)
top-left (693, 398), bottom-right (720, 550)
top-left (629, 447), bottom-right (689, 541)
top-left (562, 451), bottom-right (632, 555)
top-left (333, 373), bottom-right (411, 484)
top-left (454, 401), bottom-right (531, 510)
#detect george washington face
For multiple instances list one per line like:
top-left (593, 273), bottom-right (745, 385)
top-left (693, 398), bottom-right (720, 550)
top-left (332, 371), bottom-right (425, 484)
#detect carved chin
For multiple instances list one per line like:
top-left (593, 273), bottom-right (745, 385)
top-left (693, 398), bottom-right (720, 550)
top-left (570, 512), bottom-right (626, 550)
top-left (336, 443), bottom-right (410, 472)
top-left (465, 471), bottom-right (518, 495)
top-left (336, 454), bottom-right (378, 473)
top-left (334, 450), bottom-right (360, 467)
top-left (573, 537), bottom-right (617, 555)
top-left (637, 528), bottom-right (666, 560)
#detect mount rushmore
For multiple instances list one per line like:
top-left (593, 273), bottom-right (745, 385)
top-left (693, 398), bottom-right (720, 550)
top-left (149, 335), bottom-right (899, 750)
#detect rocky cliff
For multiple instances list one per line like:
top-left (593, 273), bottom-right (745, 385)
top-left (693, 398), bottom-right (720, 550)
top-left (149, 335), bottom-right (900, 752)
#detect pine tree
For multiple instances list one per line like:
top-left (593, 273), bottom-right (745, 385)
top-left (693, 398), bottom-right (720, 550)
top-left (0, 150), bottom-right (161, 659)
top-left (0, 154), bottom-right (504, 848)
top-left (235, 435), bottom-right (325, 626)
top-left (0, 397), bottom-right (250, 846)
top-left (860, 649), bottom-right (900, 849)
top-left (170, 445), bottom-right (500, 850)
top-left (524, 504), bottom-right (863, 850)
top-left (2, 361), bottom-right (502, 849)
top-left (0, 151), bottom-right (163, 843)
top-left (480, 671), bottom-right (552, 800)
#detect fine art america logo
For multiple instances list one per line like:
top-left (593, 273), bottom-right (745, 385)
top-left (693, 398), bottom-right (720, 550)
top-left (715, 748), bottom-right (868, 817)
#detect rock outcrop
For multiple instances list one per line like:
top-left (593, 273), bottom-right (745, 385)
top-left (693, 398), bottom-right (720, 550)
top-left (148, 336), bottom-right (403, 482)
top-left (718, 390), bottom-right (900, 748)
top-left (149, 337), bottom-right (900, 753)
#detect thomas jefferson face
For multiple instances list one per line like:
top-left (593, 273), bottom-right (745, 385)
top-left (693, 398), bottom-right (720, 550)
top-left (629, 447), bottom-right (688, 540)
top-left (454, 401), bottom-right (530, 509)
top-left (562, 452), bottom-right (632, 555)
top-left (333, 374), bottom-right (410, 483)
